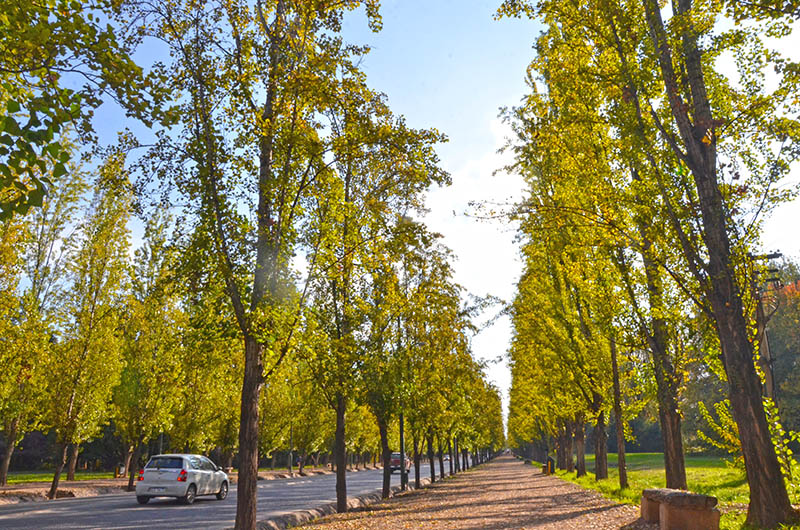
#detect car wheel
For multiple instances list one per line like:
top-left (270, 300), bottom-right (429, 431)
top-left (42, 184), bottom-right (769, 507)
top-left (182, 484), bottom-right (197, 505)
top-left (136, 496), bottom-right (150, 505)
top-left (216, 481), bottom-right (228, 500)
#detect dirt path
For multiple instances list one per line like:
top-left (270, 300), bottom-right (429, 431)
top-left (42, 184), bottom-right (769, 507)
top-left (296, 455), bottom-right (653, 529)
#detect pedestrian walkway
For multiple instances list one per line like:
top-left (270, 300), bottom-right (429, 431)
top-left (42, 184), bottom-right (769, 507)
top-left (296, 455), bottom-right (650, 529)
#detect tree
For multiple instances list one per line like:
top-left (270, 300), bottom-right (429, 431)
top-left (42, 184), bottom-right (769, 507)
top-left (639, 3), bottom-right (796, 520)
top-left (112, 213), bottom-right (184, 490)
top-left (0, 0), bottom-right (164, 219)
top-left (128, 2), bottom-right (390, 525)
top-left (0, 155), bottom-right (85, 484)
top-left (0, 217), bottom-right (48, 485)
top-left (44, 155), bottom-right (131, 499)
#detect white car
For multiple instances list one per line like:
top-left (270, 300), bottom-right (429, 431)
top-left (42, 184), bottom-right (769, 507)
top-left (135, 454), bottom-right (228, 505)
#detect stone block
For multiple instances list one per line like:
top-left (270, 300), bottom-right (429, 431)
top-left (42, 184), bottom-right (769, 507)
top-left (659, 501), bottom-right (720, 530)
top-left (640, 495), bottom-right (661, 523)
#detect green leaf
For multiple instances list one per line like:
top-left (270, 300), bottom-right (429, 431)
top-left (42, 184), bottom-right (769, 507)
top-left (7, 100), bottom-right (20, 113)
top-left (53, 162), bottom-right (67, 179)
top-left (29, 187), bottom-right (45, 207)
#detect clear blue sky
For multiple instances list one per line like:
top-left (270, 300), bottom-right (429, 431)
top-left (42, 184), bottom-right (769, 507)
top-left (342, 1), bottom-right (540, 162)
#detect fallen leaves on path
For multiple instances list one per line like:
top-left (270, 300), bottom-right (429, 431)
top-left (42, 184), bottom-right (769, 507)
top-left (295, 455), bottom-right (655, 529)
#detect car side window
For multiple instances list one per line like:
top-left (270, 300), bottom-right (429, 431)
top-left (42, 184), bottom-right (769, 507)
top-left (201, 457), bottom-right (215, 471)
top-left (189, 456), bottom-right (202, 470)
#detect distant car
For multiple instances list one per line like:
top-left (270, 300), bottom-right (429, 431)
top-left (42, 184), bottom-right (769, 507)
top-left (135, 454), bottom-right (228, 505)
top-left (443, 454), bottom-right (450, 462)
top-left (389, 452), bottom-right (411, 473)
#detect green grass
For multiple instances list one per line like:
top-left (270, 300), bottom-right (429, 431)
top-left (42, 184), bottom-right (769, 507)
top-left (547, 453), bottom-right (755, 529)
top-left (5, 470), bottom-right (114, 484)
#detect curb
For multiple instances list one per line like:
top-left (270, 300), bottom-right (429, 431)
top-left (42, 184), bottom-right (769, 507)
top-left (231, 466), bottom-right (383, 484)
top-left (254, 475), bottom-right (434, 529)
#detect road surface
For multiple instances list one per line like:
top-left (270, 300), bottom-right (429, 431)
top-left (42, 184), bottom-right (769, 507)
top-left (0, 466), bottom-right (426, 529)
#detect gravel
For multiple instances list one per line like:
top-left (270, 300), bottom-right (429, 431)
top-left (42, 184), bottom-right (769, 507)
top-left (294, 454), bottom-right (655, 529)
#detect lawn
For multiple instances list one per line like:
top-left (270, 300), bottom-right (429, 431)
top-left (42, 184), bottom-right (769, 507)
top-left (547, 453), bottom-right (760, 529)
top-left (5, 470), bottom-right (115, 484)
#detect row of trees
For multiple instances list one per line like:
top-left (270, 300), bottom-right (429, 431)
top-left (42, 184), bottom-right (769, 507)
top-left (1, 1), bottom-right (505, 528)
top-left (500, 0), bottom-right (800, 527)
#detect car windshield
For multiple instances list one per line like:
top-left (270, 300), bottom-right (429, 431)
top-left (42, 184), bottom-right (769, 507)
top-left (146, 457), bottom-right (183, 469)
top-left (390, 453), bottom-right (401, 458)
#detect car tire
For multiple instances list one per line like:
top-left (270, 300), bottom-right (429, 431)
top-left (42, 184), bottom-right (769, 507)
top-left (182, 484), bottom-right (197, 505)
top-left (216, 481), bottom-right (228, 500)
top-left (136, 496), bottom-right (150, 505)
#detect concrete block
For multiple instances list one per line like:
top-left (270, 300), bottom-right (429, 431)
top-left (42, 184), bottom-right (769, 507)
top-left (659, 502), bottom-right (720, 530)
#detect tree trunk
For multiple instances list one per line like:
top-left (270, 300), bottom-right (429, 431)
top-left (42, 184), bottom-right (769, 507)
top-left (720, 303), bottom-right (796, 527)
top-left (235, 335), bottom-right (263, 530)
top-left (427, 432), bottom-right (436, 483)
top-left (565, 423), bottom-right (574, 473)
top-left (575, 421), bottom-right (586, 477)
top-left (0, 439), bottom-right (15, 486)
top-left (0, 418), bottom-right (18, 486)
top-left (556, 426), bottom-right (567, 470)
top-left (594, 409), bottom-right (608, 480)
top-left (122, 445), bottom-right (133, 479)
top-left (448, 438), bottom-right (454, 475)
top-left (334, 393), bottom-right (347, 513)
top-left (611, 339), bottom-right (628, 490)
top-left (412, 437), bottom-right (421, 489)
top-left (437, 438), bottom-right (445, 479)
top-left (635, 211), bottom-right (688, 490)
top-left (127, 441), bottom-right (143, 492)
top-left (223, 449), bottom-right (234, 471)
top-left (66, 444), bottom-right (79, 481)
top-left (47, 442), bottom-right (68, 499)
top-left (453, 437), bottom-right (460, 473)
top-left (378, 416), bottom-right (391, 499)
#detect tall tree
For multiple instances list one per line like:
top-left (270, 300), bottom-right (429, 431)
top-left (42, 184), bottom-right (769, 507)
top-left (112, 213), bottom-right (184, 490)
top-left (303, 81), bottom-right (446, 510)
top-left (45, 154), bottom-right (131, 499)
top-left (641, 2), bottom-right (796, 522)
top-left (130, 2), bottom-right (389, 525)
top-left (0, 217), bottom-right (49, 485)
top-left (0, 158), bottom-right (86, 485)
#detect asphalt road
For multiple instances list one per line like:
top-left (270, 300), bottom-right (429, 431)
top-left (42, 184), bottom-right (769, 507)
top-left (0, 466), bottom-right (430, 529)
